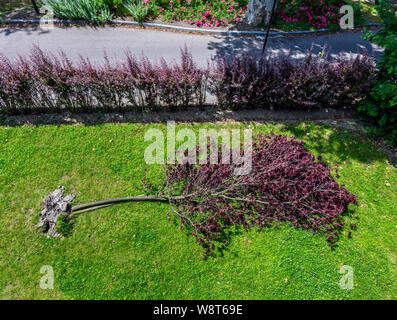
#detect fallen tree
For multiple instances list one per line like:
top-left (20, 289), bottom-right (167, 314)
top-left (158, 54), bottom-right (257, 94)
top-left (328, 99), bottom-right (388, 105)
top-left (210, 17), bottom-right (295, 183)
top-left (37, 134), bottom-right (358, 257)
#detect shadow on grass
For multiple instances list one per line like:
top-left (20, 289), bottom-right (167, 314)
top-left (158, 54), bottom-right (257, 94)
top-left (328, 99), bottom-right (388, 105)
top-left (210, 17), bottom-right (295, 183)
top-left (282, 122), bottom-right (396, 166)
top-left (0, 108), bottom-right (395, 167)
top-left (215, 207), bottom-right (360, 257)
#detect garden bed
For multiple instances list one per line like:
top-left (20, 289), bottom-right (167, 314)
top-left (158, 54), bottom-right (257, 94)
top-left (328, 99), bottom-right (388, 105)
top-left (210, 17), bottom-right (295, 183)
top-left (1, 0), bottom-right (380, 31)
top-left (0, 6), bottom-right (268, 31)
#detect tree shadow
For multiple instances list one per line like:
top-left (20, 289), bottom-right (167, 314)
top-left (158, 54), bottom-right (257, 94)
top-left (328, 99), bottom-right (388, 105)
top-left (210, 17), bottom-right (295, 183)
top-left (0, 25), bottom-right (52, 36)
top-left (1, 108), bottom-right (395, 166)
top-left (282, 121), bottom-right (396, 166)
top-left (207, 30), bottom-right (384, 63)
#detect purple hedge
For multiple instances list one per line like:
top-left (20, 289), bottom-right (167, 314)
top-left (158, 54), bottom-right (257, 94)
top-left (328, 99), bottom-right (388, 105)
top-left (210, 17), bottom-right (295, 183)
top-left (0, 46), bottom-right (207, 113)
top-left (210, 53), bottom-right (376, 110)
top-left (0, 46), bottom-right (376, 113)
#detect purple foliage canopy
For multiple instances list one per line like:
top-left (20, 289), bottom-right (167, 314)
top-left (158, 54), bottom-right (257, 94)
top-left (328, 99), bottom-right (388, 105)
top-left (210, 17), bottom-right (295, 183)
top-left (160, 134), bottom-right (357, 257)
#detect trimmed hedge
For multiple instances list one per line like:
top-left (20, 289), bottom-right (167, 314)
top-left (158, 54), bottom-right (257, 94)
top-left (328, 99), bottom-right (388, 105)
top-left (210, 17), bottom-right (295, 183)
top-left (0, 46), bottom-right (375, 114)
top-left (210, 53), bottom-right (376, 110)
top-left (0, 46), bottom-right (207, 113)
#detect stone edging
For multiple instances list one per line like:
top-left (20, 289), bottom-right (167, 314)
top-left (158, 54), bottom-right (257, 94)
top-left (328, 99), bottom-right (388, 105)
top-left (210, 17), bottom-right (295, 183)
top-left (0, 107), bottom-right (359, 126)
top-left (0, 18), bottom-right (381, 37)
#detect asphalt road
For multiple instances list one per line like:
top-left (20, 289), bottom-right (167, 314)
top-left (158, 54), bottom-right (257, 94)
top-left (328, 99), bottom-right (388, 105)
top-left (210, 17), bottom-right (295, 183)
top-left (0, 26), bottom-right (384, 66)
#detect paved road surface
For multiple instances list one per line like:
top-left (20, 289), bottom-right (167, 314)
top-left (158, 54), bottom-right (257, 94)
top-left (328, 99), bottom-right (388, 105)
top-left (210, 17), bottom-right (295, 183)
top-left (0, 26), bottom-right (384, 65)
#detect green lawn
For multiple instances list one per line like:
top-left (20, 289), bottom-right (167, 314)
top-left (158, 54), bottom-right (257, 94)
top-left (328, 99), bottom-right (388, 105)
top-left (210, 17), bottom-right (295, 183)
top-left (0, 122), bottom-right (395, 299)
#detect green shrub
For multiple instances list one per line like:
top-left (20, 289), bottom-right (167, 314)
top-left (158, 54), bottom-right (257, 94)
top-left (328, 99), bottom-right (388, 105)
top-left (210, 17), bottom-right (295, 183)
top-left (45, 0), bottom-right (113, 24)
top-left (97, 0), bottom-right (123, 13)
top-left (123, 0), bottom-right (157, 24)
top-left (360, 0), bottom-right (397, 145)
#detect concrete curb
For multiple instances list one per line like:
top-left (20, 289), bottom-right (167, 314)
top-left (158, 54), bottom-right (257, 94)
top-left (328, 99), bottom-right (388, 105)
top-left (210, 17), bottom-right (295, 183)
top-left (0, 18), bottom-right (381, 37)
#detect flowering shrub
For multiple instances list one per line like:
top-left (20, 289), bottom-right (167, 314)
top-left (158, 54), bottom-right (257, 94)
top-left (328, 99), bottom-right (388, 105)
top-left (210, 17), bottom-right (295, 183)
top-left (275, 0), bottom-right (345, 29)
top-left (44, 0), bottom-right (357, 29)
top-left (163, 134), bottom-right (358, 256)
top-left (160, 0), bottom-right (248, 27)
top-left (210, 52), bottom-right (376, 110)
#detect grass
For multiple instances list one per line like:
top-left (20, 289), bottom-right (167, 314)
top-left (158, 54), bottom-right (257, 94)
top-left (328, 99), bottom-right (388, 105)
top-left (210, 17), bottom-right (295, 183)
top-left (0, 122), bottom-right (395, 299)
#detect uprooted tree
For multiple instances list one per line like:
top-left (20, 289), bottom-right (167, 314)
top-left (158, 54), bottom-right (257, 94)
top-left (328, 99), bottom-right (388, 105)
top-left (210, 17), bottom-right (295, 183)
top-left (37, 134), bottom-right (358, 257)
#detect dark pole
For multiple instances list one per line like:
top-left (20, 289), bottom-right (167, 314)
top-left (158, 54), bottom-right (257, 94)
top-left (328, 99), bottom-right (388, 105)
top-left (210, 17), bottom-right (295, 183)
top-left (31, 0), bottom-right (40, 14)
top-left (261, 0), bottom-right (278, 56)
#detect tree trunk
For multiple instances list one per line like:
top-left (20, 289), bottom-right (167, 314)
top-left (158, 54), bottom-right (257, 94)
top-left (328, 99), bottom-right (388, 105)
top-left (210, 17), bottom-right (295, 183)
top-left (31, 0), bottom-right (40, 14)
top-left (245, 0), bottom-right (274, 25)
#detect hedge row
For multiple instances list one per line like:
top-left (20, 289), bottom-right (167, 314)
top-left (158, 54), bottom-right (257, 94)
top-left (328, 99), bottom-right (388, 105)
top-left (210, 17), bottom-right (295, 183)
top-left (212, 53), bottom-right (376, 110)
top-left (0, 46), bottom-right (376, 113)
